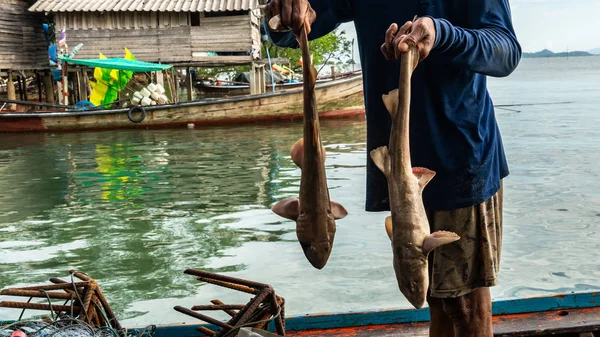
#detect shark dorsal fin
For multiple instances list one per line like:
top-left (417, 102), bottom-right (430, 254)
top-left (382, 89), bottom-right (399, 117)
top-left (370, 146), bottom-right (391, 177)
top-left (412, 167), bottom-right (436, 191)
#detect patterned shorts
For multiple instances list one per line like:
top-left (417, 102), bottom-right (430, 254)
top-left (426, 181), bottom-right (503, 298)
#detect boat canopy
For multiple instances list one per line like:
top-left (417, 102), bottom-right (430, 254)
top-left (58, 56), bottom-right (173, 72)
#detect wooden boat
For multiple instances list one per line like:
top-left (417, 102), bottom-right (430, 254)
top-left (125, 291), bottom-right (600, 337)
top-left (196, 71), bottom-right (359, 96)
top-left (0, 72), bottom-right (364, 133)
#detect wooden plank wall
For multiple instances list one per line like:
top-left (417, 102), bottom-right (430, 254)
top-left (0, 0), bottom-right (48, 70)
top-left (54, 12), bottom-right (191, 62)
top-left (250, 9), bottom-right (262, 59)
top-left (52, 11), bottom-right (258, 63)
top-left (190, 15), bottom-right (252, 54)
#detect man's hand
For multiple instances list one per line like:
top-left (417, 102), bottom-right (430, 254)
top-left (381, 17), bottom-right (436, 62)
top-left (265, 0), bottom-right (317, 36)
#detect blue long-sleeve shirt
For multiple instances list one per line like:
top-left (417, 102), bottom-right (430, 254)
top-left (266, 0), bottom-right (522, 211)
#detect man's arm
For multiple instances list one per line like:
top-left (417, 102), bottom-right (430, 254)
top-left (429, 0), bottom-right (522, 77)
top-left (264, 0), bottom-right (353, 49)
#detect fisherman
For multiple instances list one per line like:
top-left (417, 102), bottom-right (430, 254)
top-left (263, 0), bottom-right (522, 336)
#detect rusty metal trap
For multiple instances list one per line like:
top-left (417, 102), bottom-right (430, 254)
top-left (174, 269), bottom-right (285, 337)
top-left (0, 270), bottom-right (124, 336)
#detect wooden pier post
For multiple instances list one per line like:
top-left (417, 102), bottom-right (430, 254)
top-left (186, 67), bottom-right (193, 102)
top-left (36, 71), bottom-right (43, 102)
top-left (81, 70), bottom-right (89, 101)
top-left (250, 62), bottom-right (265, 95)
top-left (43, 70), bottom-right (55, 103)
top-left (6, 70), bottom-right (16, 109)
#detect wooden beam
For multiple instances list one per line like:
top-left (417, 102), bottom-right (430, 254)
top-left (6, 70), bottom-right (15, 109)
top-left (43, 70), bottom-right (55, 103)
top-left (186, 67), bottom-right (193, 102)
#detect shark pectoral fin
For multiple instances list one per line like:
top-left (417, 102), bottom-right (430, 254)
top-left (370, 146), bottom-right (391, 177)
top-left (382, 89), bottom-right (399, 117)
top-left (412, 167), bottom-right (436, 191)
top-left (385, 216), bottom-right (393, 240)
top-left (272, 197), bottom-right (300, 221)
top-left (330, 200), bottom-right (348, 219)
top-left (422, 231), bottom-right (460, 255)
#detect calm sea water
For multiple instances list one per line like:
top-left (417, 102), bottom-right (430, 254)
top-left (1, 57), bottom-right (599, 326)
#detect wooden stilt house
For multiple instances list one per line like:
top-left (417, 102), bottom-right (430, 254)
top-left (1, 0), bottom-right (52, 103)
top-left (28, 0), bottom-right (264, 65)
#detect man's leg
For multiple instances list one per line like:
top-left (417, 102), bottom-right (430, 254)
top-left (426, 182), bottom-right (503, 337)
top-left (428, 293), bottom-right (455, 337)
top-left (441, 287), bottom-right (493, 337)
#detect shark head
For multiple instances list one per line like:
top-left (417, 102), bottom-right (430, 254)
top-left (393, 248), bottom-right (429, 309)
top-left (300, 240), bottom-right (333, 270)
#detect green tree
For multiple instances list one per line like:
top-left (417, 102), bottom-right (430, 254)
top-left (262, 28), bottom-right (353, 74)
top-left (194, 28), bottom-right (354, 81)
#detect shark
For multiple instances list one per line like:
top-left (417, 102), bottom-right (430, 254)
top-left (370, 46), bottom-right (460, 309)
top-left (270, 19), bottom-right (348, 270)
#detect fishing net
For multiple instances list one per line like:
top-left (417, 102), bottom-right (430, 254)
top-left (0, 315), bottom-right (155, 337)
top-left (0, 316), bottom-right (117, 337)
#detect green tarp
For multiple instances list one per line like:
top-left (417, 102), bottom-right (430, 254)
top-left (58, 56), bottom-right (172, 72)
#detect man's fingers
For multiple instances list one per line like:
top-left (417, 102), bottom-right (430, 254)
top-left (281, 0), bottom-right (293, 29)
top-left (382, 23), bottom-right (398, 59)
top-left (385, 23), bottom-right (399, 45)
top-left (397, 21), bottom-right (413, 36)
top-left (292, 0), bottom-right (305, 35)
top-left (395, 33), bottom-right (418, 58)
top-left (381, 43), bottom-right (393, 60)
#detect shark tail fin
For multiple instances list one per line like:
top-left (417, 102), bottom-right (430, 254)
top-left (412, 167), bottom-right (436, 192)
top-left (423, 231), bottom-right (460, 255)
top-left (382, 89), bottom-right (399, 117)
top-left (272, 197), bottom-right (300, 221)
top-left (370, 146), bottom-right (391, 177)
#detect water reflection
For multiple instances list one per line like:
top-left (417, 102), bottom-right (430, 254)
top-left (0, 119), bottom-right (368, 322)
top-left (1, 57), bottom-right (600, 326)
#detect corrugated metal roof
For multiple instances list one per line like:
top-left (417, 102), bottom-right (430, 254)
top-left (29, 0), bottom-right (257, 12)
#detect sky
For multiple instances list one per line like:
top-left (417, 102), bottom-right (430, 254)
top-left (338, 0), bottom-right (600, 62)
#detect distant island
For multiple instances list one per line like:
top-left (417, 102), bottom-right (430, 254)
top-left (522, 49), bottom-right (597, 58)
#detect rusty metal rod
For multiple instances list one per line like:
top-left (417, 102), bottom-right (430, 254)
top-left (223, 288), bottom-right (273, 336)
top-left (184, 269), bottom-right (271, 290)
top-left (191, 304), bottom-right (245, 311)
top-left (94, 286), bottom-right (122, 331)
top-left (174, 306), bottom-right (233, 329)
top-left (196, 277), bottom-right (257, 295)
top-left (48, 278), bottom-right (85, 294)
top-left (275, 296), bottom-right (285, 335)
top-left (69, 270), bottom-right (91, 281)
top-left (81, 283), bottom-right (95, 322)
top-left (0, 301), bottom-right (80, 312)
top-left (211, 300), bottom-right (237, 317)
top-left (197, 326), bottom-right (216, 336)
top-left (0, 289), bottom-right (78, 299)
top-left (16, 282), bottom-right (90, 291)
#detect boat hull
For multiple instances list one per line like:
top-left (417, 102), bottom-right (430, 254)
top-left (0, 76), bottom-right (365, 133)
top-left (120, 291), bottom-right (600, 337)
